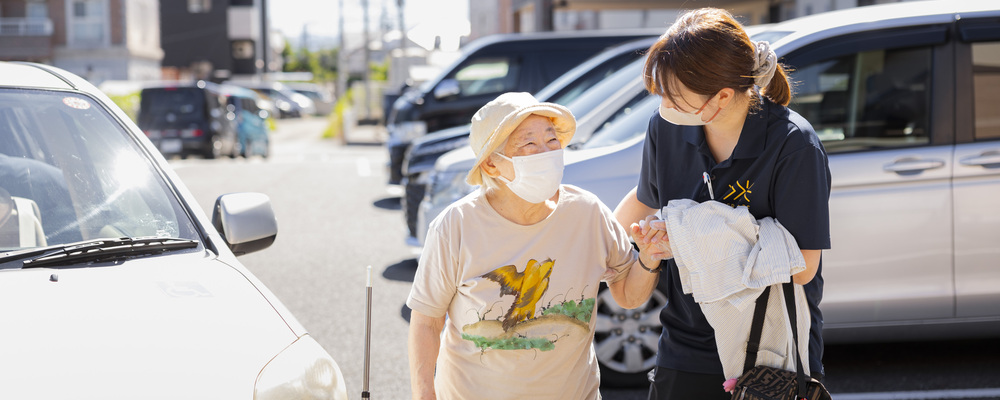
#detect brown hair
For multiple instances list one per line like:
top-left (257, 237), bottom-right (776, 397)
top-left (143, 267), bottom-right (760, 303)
top-left (643, 8), bottom-right (792, 107)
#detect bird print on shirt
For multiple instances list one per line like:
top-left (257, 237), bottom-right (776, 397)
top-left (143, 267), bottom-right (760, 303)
top-left (481, 258), bottom-right (555, 331)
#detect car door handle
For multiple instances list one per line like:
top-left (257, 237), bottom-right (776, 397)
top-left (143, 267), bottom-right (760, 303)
top-left (883, 158), bottom-right (945, 174)
top-left (959, 151), bottom-right (1000, 168)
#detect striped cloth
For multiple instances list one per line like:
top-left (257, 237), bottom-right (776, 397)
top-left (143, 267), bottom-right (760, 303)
top-left (662, 199), bottom-right (811, 380)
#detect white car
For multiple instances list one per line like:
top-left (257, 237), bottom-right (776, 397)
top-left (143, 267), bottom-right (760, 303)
top-left (0, 61), bottom-right (348, 399)
top-left (420, 0), bottom-right (1000, 387)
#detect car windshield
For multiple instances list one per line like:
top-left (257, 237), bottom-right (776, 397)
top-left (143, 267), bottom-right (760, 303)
top-left (138, 87), bottom-right (206, 127)
top-left (581, 95), bottom-right (659, 149)
top-left (0, 88), bottom-right (200, 252)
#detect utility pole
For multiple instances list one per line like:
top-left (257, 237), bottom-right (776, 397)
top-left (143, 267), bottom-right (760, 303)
top-left (261, 0), bottom-right (270, 78)
top-left (337, 0), bottom-right (348, 143)
top-left (337, 0), bottom-right (346, 100)
top-left (362, 0), bottom-right (373, 123)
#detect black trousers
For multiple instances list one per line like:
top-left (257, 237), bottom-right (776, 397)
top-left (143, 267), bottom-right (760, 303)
top-left (647, 366), bottom-right (731, 400)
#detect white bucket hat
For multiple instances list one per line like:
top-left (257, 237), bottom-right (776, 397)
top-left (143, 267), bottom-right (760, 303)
top-left (466, 92), bottom-right (576, 186)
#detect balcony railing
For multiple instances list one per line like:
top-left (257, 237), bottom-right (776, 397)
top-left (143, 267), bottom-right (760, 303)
top-left (0, 18), bottom-right (53, 36)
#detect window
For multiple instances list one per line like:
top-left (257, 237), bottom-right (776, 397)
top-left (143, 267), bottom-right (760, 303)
top-left (27, 1), bottom-right (48, 19)
top-left (70, 0), bottom-right (105, 46)
top-left (188, 0), bottom-right (211, 13)
top-left (972, 42), bottom-right (1000, 140)
top-left (450, 57), bottom-right (520, 97)
top-left (789, 46), bottom-right (932, 153)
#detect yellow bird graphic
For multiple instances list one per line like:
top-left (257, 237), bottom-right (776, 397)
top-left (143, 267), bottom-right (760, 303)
top-left (482, 258), bottom-right (555, 331)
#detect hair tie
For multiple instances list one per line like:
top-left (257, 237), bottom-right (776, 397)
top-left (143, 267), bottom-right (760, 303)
top-left (752, 41), bottom-right (778, 89)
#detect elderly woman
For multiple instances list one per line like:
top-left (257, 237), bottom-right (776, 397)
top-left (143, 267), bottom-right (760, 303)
top-left (406, 92), bottom-right (662, 400)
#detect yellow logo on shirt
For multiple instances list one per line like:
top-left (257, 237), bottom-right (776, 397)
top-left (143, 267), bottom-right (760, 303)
top-left (723, 180), bottom-right (754, 205)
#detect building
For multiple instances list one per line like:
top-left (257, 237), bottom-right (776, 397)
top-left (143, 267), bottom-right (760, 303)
top-left (159, 0), bottom-right (281, 82)
top-left (469, 0), bottom-right (925, 40)
top-left (0, 0), bottom-right (163, 84)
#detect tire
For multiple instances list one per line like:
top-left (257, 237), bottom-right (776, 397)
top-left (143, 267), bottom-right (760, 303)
top-left (594, 283), bottom-right (667, 388)
top-left (203, 134), bottom-right (223, 159)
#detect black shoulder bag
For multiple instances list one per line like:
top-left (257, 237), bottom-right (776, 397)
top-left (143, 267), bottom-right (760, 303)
top-left (731, 283), bottom-right (831, 400)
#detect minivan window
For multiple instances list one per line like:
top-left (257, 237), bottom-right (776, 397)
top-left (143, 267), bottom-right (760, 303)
top-left (973, 41), bottom-right (1000, 140)
top-left (789, 46), bottom-right (932, 154)
top-left (449, 56), bottom-right (520, 97)
top-left (138, 88), bottom-right (207, 126)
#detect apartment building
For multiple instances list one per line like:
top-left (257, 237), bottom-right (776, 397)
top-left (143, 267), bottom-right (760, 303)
top-left (0, 0), bottom-right (163, 84)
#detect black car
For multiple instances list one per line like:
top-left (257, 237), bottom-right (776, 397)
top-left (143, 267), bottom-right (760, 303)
top-left (399, 37), bottom-right (657, 243)
top-left (385, 29), bottom-right (660, 184)
top-left (138, 81), bottom-right (238, 159)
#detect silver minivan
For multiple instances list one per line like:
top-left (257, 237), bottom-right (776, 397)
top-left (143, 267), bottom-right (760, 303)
top-left (419, 0), bottom-right (1000, 386)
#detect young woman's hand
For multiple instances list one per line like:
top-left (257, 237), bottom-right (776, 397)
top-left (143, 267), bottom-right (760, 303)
top-left (631, 215), bottom-right (673, 260)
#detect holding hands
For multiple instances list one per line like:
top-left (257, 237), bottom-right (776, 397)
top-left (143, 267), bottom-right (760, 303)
top-left (631, 214), bottom-right (673, 262)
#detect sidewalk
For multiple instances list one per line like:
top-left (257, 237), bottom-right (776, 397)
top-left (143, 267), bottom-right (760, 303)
top-left (340, 108), bottom-right (387, 145)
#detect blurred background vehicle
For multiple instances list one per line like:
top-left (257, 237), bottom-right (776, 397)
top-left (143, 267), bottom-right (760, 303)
top-left (384, 29), bottom-right (661, 185)
top-left (137, 80), bottom-right (239, 159)
top-left (399, 37), bottom-right (657, 245)
top-left (287, 82), bottom-right (335, 116)
top-left (228, 80), bottom-right (315, 118)
top-left (0, 61), bottom-right (348, 399)
top-left (414, 0), bottom-right (1000, 387)
top-left (222, 85), bottom-right (272, 158)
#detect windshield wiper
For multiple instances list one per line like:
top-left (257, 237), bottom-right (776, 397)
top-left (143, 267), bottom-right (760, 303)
top-left (8, 237), bottom-right (199, 269)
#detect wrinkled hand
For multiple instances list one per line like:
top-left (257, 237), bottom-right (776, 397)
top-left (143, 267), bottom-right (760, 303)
top-left (630, 215), bottom-right (672, 261)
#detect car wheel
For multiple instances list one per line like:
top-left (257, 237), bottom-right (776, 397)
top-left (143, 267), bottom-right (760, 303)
top-left (594, 284), bottom-right (666, 388)
top-left (203, 135), bottom-right (223, 159)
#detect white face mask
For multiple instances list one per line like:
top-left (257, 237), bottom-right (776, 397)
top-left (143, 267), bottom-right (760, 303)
top-left (494, 149), bottom-right (564, 203)
top-left (658, 95), bottom-right (721, 126)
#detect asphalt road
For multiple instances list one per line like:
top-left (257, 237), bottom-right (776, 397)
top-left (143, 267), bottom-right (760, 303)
top-left (170, 117), bottom-right (1000, 400)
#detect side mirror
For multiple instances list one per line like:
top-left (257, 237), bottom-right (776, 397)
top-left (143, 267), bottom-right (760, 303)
top-left (433, 79), bottom-right (461, 100)
top-left (211, 192), bottom-right (277, 256)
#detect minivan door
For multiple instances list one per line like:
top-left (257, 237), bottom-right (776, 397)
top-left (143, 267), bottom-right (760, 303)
top-left (784, 26), bottom-right (955, 325)
top-left (953, 20), bottom-right (1000, 319)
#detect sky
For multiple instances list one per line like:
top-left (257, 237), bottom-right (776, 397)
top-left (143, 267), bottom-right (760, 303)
top-left (269, 0), bottom-right (470, 51)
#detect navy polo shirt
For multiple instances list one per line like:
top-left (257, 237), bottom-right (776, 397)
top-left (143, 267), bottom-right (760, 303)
top-left (636, 96), bottom-right (831, 377)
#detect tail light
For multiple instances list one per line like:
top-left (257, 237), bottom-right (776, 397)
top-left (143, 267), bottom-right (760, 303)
top-left (180, 128), bottom-right (203, 138)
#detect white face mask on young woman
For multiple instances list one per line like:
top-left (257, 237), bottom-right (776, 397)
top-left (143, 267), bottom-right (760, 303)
top-left (494, 149), bottom-right (564, 203)
top-left (658, 94), bottom-right (722, 126)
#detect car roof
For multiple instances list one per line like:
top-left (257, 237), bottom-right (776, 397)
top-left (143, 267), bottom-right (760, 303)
top-left (760, 0), bottom-right (1000, 51)
top-left (0, 61), bottom-right (76, 90)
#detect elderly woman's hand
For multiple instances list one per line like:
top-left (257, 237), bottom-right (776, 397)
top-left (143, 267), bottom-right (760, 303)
top-left (631, 215), bottom-right (673, 261)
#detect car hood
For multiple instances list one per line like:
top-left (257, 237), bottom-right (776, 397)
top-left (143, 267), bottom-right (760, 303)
top-left (0, 252), bottom-right (297, 398)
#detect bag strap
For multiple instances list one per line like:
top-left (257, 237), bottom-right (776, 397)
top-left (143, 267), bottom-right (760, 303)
top-left (743, 283), bottom-right (809, 399)
top-left (782, 282), bottom-right (809, 399)
top-left (742, 285), bottom-right (771, 374)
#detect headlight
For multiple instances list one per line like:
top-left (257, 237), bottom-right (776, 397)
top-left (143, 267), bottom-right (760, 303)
top-left (428, 169), bottom-right (476, 210)
top-left (388, 121), bottom-right (427, 145)
top-left (254, 335), bottom-right (348, 400)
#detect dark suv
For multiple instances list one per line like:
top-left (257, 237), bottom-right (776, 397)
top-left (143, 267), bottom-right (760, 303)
top-left (384, 29), bottom-right (659, 184)
top-left (138, 81), bottom-right (238, 159)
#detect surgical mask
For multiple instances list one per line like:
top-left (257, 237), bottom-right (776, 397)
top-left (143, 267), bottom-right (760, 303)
top-left (494, 149), bottom-right (564, 203)
top-left (658, 95), bottom-right (721, 126)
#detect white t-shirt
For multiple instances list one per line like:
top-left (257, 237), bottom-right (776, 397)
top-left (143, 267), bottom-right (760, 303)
top-left (407, 185), bottom-right (638, 400)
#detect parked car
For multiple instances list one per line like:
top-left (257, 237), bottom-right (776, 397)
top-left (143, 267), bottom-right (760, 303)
top-left (384, 29), bottom-right (661, 184)
top-left (399, 37), bottom-right (657, 244)
top-left (137, 81), bottom-right (239, 159)
top-left (288, 82), bottom-right (335, 116)
top-left (222, 85), bottom-right (271, 158)
top-left (229, 80), bottom-right (315, 118)
top-left (419, 0), bottom-right (1000, 387)
top-left (0, 61), bottom-right (349, 399)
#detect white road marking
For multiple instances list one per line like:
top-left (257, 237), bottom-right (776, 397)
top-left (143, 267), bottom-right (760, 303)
top-left (835, 388), bottom-right (1000, 400)
top-left (356, 157), bottom-right (372, 177)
